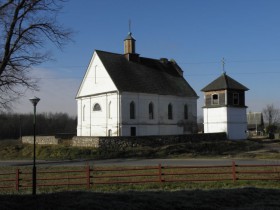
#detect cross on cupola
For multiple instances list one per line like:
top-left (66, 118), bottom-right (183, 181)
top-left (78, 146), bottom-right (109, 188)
top-left (124, 20), bottom-right (139, 62)
top-left (222, 57), bottom-right (226, 73)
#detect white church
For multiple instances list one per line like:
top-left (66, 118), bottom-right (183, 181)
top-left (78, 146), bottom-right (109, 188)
top-left (76, 32), bottom-right (198, 136)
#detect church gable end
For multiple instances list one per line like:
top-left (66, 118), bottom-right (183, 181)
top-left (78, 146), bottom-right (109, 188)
top-left (76, 52), bottom-right (118, 98)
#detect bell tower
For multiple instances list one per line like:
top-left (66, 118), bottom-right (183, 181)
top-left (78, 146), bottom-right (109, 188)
top-left (123, 21), bottom-right (139, 62)
top-left (201, 72), bottom-right (249, 140)
top-left (124, 32), bottom-right (136, 54)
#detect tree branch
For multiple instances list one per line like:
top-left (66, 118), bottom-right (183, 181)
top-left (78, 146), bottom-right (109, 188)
top-left (0, 0), bottom-right (72, 110)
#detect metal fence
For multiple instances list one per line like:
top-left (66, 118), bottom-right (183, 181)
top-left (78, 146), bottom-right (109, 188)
top-left (1, 161), bottom-right (280, 192)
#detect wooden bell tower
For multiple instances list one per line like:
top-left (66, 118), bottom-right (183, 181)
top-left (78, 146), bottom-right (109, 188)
top-left (201, 72), bottom-right (249, 140)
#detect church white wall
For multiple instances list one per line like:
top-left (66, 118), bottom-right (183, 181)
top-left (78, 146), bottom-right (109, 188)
top-left (77, 92), bottom-right (120, 136)
top-left (203, 107), bottom-right (228, 133)
top-left (77, 91), bottom-right (197, 137)
top-left (76, 51), bottom-right (121, 137)
top-left (203, 107), bottom-right (247, 140)
top-left (76, 52), bottom-right (117, 98)
top-left (121, 92), bottom-right (197, 136)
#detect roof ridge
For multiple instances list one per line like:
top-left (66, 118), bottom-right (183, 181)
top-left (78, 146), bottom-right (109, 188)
top-left (96, 49), bottom-right (172, 62)
top-left (95, 50), bottom-right (122, 56)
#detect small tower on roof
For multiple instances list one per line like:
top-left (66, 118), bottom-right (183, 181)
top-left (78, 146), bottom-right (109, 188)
top-left (124, 21), bottom-right (139, 62)
top-left (124, 32), bottom-right (135, 54)
top-left (123, 32), bottom-right (139, 62)
top-left (201, 72), bottom-right (249, 140)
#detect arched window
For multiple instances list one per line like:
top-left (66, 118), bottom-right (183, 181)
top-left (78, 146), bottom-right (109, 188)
top-left (108, 101), bottom-right (112, 118)
top-left (168, 103), bottom-right (173, 120)
top-left (184, 104), bottom-right (188, 120)
top-left (83, 105), bottom-right (86, 121)
top-left (130, 101), bottom-right (135, 119)
top-left (149, 102), bottom-right (154, 119)
top-left (108, 129), bottom-right (112, 136)
top-left (93, 103), bottom-right (101, 111)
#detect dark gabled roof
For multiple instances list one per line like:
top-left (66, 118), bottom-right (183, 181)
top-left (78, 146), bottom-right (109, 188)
top-left (96, 50), bottom-right (198, 97)
top-left (201, 73), bottom-right (249, 92)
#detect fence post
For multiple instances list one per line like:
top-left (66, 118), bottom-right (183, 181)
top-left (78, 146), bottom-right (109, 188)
top-left (158, 164), bottom-right (163, 182)
top-left (86, 165), bottom-right (91, 189)
top-left (232, 161), bottom-right (237, 182)
top-left (15, 169), bottom-right (19, 192)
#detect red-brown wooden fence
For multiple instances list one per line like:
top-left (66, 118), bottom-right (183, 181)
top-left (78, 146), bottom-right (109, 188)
top-left (1, 161), bottom-right (280, 192)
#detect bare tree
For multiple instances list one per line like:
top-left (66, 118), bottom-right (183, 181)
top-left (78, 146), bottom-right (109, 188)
top-left (262, 104), bottom-right (280, 126)
top-left (0, 0), bottom-right (72, 110)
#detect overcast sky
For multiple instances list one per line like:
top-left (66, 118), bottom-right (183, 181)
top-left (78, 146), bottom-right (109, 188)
top-left (13, 0), bottom-right (280, 117)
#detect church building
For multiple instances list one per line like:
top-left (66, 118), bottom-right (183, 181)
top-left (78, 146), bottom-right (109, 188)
top-left (76, 32), bottom-right (198, 136)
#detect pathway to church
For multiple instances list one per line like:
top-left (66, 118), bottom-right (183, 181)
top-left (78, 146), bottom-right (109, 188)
top-left (0, 158), bottom-right (278, 167)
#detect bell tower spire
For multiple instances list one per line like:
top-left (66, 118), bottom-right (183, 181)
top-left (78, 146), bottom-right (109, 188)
top-left (124, 32), bottom-right (136, 54)
top-left (124, 20), bottom-right (139, 61)
top-left (124, 19), bottom-right (135, 54)
top-left (222, 57), bottom-right (226, 74)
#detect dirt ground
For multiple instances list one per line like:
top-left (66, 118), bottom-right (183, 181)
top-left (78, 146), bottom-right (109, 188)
top-left (244, 138), bottom-right (280, 158)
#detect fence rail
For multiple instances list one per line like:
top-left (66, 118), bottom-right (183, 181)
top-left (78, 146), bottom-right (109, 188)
top-left (1, 161), bottom-right (280, 192)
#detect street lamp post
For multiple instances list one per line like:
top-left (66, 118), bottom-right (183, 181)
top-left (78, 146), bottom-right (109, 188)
top-left (29, 96), bottom-right (40, 196)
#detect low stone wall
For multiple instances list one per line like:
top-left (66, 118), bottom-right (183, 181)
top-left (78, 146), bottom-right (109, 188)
top-left (22, 136), bottom-right (59, 145)
top-left (71, 132), bottom-right (227, 148)
top-left (98, 133), bottom-right (227, 150)
top-left (72, 136), bottom-right (99, 148)
top-left (22, 132), bottom-right (227, 148)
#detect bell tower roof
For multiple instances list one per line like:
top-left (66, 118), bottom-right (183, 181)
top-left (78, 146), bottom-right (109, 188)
top-left (201, 72), bottom-right (249, 92)
top-left (124, 32), bottom-right (136, 55)
top-left (124, 32), bottom-right (135, 41)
